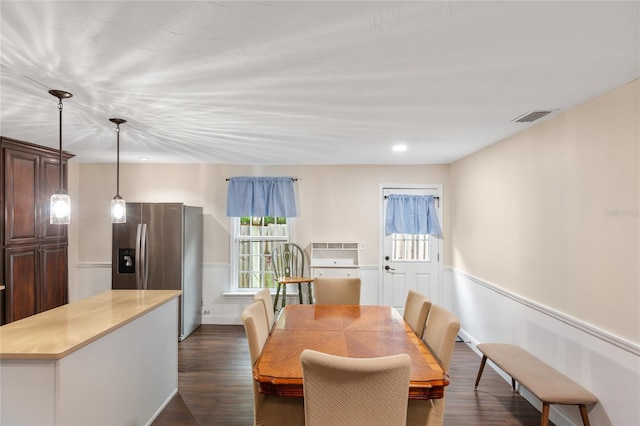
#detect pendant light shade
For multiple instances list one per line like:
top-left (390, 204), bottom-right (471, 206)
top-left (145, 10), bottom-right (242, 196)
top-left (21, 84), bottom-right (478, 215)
top-left (49, 89), bottom-right (73, 225)
top-left (110, 118), bottom-right (127, 223)
top-left (111, 196), bottom-right (126, 223)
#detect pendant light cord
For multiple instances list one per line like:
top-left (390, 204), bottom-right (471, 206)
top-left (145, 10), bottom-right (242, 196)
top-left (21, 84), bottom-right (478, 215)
top-left (116, 123), bottom-right (121, 197)
top-left (57, 98), bottom-right (63, 193)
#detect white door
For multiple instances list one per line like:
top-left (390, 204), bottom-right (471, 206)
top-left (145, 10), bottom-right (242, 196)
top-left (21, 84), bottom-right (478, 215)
top-left (380, 185), bottom-right (443, 312)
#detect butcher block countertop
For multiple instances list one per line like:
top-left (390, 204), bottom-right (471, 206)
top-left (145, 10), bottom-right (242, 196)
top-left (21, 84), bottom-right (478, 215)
top-left (0, 290), bottom-right (181, 360)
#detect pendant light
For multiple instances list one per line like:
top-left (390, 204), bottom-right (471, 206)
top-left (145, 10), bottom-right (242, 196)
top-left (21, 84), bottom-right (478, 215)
top-left (109, 118), bottom-right (127, 223)
top-left (49, 89), bottom-right (73, 225)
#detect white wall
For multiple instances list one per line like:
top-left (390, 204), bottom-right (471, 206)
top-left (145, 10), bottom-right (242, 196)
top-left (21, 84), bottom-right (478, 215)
top-left (450, 79), bottom-right (639, 345)
top-left (449, 79), bottom-right (640, 425)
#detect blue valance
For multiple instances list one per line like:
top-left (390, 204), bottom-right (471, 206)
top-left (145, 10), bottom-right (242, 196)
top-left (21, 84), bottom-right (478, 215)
top-left (227, 177), bottom-right (297, 217)
top-left (385, 194), bottom-right (442, 236)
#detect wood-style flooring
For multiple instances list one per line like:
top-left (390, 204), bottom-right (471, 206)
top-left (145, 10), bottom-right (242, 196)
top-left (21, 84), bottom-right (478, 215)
top-left (152, 325), bottom-right (552, 425)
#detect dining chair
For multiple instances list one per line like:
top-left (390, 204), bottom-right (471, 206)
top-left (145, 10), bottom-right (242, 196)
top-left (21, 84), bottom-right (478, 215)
top-left (403, 289), bottom-right (432, 339)
top-left (241, 302), bottom-right (305, 426)
top-left (406, 304), bottom-right (460, 426)
top-left (271, 242), bottom-right (311, 310)
top-left (313, 276), bottom-right (361, 305)
top-left (253, 288), bottom-right (275, 331)
top-left (300, 349), bottom-right (412, 426)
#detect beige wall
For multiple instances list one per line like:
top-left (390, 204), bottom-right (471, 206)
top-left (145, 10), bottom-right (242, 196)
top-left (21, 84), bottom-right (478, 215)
top-left (72, 163), bottom-right (450, 267)
top-left (450, 79), bottom-right (640, 344)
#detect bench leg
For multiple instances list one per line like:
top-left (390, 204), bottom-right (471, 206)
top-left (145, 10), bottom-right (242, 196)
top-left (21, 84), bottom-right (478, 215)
top-left (579, 404), bottom-right (591, 426)
top-left (474, 355), bottom-right (488, 389)
top-left (512, 377), bottom-right (516, 392)
top-left (541, 402), bottom-right (550, 426)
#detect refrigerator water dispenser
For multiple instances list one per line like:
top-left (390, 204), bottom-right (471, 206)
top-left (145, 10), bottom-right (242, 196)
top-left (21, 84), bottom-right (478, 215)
top-left (118, 248), bottom-right (136, 274)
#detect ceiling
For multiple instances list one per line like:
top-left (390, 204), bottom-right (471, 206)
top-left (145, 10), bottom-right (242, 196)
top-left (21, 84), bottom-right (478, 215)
top-left (1, 1), bottom-right (638, 165)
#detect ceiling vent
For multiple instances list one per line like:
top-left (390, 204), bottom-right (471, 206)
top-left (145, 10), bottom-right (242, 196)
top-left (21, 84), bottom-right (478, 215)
top-left (511, 110), bottom-right (557, 123)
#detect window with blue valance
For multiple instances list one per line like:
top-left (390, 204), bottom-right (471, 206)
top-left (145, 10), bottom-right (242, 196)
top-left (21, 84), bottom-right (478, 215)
top-left (385, 194), bottom-right (442, 236)
top-left (226, 176), bottom-right (298, 217)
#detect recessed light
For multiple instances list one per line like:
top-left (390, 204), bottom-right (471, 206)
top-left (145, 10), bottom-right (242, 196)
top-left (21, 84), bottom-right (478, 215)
top-left (392, 144), bottom-right (407, 152)
top-left (139, 156), bottom-right (150, 161)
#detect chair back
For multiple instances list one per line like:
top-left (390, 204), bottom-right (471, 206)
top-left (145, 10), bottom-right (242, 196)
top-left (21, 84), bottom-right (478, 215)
top-left (313, 277), bottom-right (361, 305)
top-left (404, 290), bottom-right (432, 338)
top-left (254, 288), bottom-right (275, 330)
top-left (301, 349), bottom-right (411, 426)
top-left (406, 304), bottom-right (460, 426)
top-left (241, 301), bottom-right (270, 365)
top-left (242, 301), bottom-right (305, 425)
top-left (272, 243), bottom-right (306, 279)
top-left (423, 305), bottom-right (460, 371)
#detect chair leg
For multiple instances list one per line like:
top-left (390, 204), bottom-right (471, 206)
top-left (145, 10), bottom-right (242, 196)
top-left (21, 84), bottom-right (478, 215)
top-left (307, 282), bottom-right (313, 304)
top-left (474, 355), bottom-right (487, 389)
top-left (541, 402), bottom-right (550, 426)
top-left (282, 284), bottom-right (287, 308)
top-left (298, 283), bottom-right (303, 304)
top-left (579, 404), bottom-right (591, 426)
top-left (273, 283), bottom-right (281, 310)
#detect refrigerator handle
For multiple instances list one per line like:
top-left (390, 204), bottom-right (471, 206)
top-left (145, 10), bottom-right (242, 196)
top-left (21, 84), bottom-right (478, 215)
top-left (141, 223), bottom-right (148, 290)
top-left (135, 224), bottom-right (143, 290)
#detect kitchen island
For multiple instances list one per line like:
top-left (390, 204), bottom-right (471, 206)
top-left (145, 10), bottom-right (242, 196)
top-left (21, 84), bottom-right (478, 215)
top-left (0, 289), bottom-right (181, 426)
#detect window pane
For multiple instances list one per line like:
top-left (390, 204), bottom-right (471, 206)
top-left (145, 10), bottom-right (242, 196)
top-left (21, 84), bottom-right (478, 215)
top-left (391, 233), bottom-right (430, 261)
top-left (235, 217), bottom-right (289, 289)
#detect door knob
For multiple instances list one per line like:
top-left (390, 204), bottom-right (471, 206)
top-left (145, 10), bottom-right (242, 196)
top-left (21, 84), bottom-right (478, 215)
top-left (384, 265), bottom-right (395, 271)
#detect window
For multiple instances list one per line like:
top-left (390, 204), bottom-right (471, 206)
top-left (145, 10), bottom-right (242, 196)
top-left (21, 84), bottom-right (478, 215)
top-left (390, 233), bottom-right (430, 261)
top-left (232, 216), bottom-right (290, 291)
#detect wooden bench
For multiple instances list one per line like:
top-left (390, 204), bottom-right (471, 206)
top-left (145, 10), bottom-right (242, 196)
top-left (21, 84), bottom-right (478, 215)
top-left (474, 343), bottom-right (598, 426)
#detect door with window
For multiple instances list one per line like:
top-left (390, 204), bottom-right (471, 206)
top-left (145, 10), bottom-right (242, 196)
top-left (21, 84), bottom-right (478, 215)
top-left (380, 186), bottom-right (442, 312)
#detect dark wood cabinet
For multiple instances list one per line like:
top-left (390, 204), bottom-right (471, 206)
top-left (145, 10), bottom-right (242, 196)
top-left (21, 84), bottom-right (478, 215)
top-left (1, 136), bottom-right (73, 324)
top-left (4, 245), bottom-right (39, 321)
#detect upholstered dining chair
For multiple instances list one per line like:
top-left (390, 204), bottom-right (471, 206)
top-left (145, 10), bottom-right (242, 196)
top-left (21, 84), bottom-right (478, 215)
top-left (403, 290), bottom-right (432, 339)
top-left (253, 288), bottom-right (275, 331)
top-left (313, 277), bottom-right (361, 305)
top-left (271, 243), bottom-right (311, 310)
top-left (406, 304), bottom-right (460, 426)
top-left (300, 349), bottom-right (412, 426)
top-left (241, 302), bottom-right (305, 426)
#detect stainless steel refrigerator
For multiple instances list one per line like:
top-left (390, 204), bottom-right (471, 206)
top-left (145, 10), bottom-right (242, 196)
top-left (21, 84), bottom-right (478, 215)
top-left (112, 202), bottom-right (203, 341)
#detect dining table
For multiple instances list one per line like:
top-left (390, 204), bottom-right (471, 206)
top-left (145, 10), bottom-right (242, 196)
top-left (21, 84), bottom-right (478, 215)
top-left (254, 304), bottom-right (448, 400)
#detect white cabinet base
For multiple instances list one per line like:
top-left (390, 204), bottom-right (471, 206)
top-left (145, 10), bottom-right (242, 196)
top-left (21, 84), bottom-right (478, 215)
top-left (0, 298), bottom-right (178, 426)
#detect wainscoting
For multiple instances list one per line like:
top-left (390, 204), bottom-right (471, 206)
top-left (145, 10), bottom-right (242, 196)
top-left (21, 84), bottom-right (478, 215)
top-left (447, 268), bottom-right (640, 426)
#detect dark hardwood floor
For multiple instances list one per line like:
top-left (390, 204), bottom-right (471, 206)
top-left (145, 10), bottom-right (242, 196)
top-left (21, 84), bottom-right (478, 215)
top-left (153, 325), bottom-right (550, 425)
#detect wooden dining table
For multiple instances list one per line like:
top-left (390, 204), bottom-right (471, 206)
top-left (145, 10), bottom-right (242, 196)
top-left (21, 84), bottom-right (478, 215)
top-left (254, 304), bottom-right (448, 400)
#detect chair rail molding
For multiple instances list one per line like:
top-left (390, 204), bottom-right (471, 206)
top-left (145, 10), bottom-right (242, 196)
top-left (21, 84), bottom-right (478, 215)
top-left (450, 268), bottom-right (639, 356)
